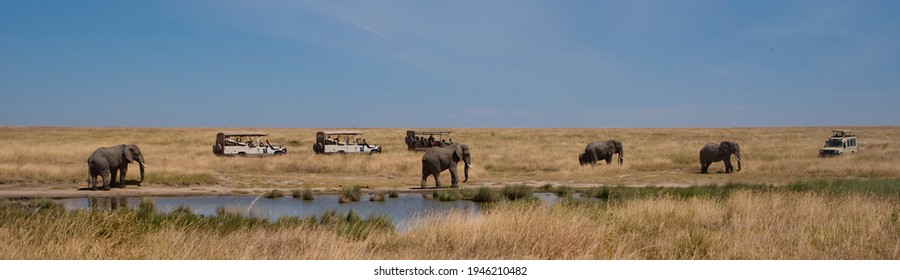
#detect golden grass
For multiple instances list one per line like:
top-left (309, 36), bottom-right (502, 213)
top-left (2, 190), bottom-right (898, 259)
top-left (0, 126), bottom-right (899, 188)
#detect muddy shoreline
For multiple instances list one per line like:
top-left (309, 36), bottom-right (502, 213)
top-left (0, 181), bottom-right (696, 199)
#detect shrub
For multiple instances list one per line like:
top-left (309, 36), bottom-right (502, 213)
top-left (433, 189), bottom-right (463, 201)
top-left (502, 184), bottom-right (533, 201)
top-left (388, 189), bottom-right (400, 198)
top-left (292, 189), bottom-right (315, 200)
top-left (138, 198), bottom-right (156, 217)
top-left (312, 210), bottom-right (393, 240)
top-left (369, 192), bottom-right (386, 202)
top-left (540, 184), bottom-right (554, 192)
top-left (339, 186), bottom-right (362, 203)
top-left (171, 206), bottom-right (193, 215)
top-left (472, 187), bottom-right (502, 203)
top-left (264, 189), bottom-right (284, 199)
top-left (555, 185), bottom-right (573, 197)
top-left (591, 187), bottom-right (611, 200)
top-left (30, 198), bottom-right (62, 211)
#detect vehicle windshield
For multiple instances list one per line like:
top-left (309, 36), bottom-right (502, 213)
top-left (826, 139), bottom-right (844, 147)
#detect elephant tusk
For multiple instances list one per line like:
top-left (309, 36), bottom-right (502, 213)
top-left (140, 162), bottom-right (147, 167)
top-left (466, 163), bottom-right (475, 169)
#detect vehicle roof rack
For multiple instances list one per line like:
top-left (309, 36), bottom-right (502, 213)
top-left (220, 132), bottom-right (269, 137)
top-left (831, 130), bottom-right (855, 137)
top-left (320, 130), bottom-right (365, 135)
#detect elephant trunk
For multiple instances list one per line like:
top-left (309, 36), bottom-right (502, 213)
top-left (618, 148), bottom-right (624, 165)
top-left (138, 155), bottom-right (145, 183)
top-left (463, 163), bottom-right (470, 183)
top-left (463, 157), bottom-right (471, 183)
top-left (735, 150), bottom-right (742, 172)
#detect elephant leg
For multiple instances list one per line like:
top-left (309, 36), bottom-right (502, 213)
top-left (449, 166), bottom-right (459, 188)
top-left (701, 162), bottom-right (710, 174)
top-left (724, 160), bottom-right (733, 173)
top-left (90, 174), bottom-right (98, 191)
top-left (100, 169), bottom-right (111, 191)
top-left (433, 171), bottom-right (442, 189)
top-left (110, 168), bottom-right (119, 188)
top-left (605, 155), bottom-right (613, 165)
top-left (421, 166), bottom-right (430, 189)
top-left (119, 167), bottom-right (128, 188)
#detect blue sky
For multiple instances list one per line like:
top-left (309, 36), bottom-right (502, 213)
top-left (1, 1), bottom-right (898, 128)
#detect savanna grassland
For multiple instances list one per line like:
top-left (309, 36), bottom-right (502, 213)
top-left (1, 126), bottom-right (899, 191)
top-left (2, 181), bottom-right (900, 259)
top-left (1, 126), bottom-right (900, 260)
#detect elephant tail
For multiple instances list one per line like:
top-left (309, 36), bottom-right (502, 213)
top-left (86, 161), bottom-right (94, 187)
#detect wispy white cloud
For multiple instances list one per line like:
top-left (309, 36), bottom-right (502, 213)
top-left (344, 19), bottom-right (396, 44)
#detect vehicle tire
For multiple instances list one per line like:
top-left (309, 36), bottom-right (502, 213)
top-left (370, 149), bottom-right (381, 154)
top-left (238, 152), bottom-right (247, 157)
top-left (274, 151), bottom-right (284, 156)
top-left (313, 143), bottom-right (324, 154)
top-left (337, 151), bottom-right (345, 154)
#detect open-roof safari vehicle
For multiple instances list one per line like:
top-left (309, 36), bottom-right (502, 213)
top-left (312, 131), bottom-right (382, 154)
top-left (405, 130), bottom-right (452, 151)
top-left (819, 130), bottom-right (858, 157)
top-left (213, 132), bottom-right (287, 156)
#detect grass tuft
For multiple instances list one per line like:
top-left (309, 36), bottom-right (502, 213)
top-left (292, 189), bottom-right (315, 200)
top-left (263, 189), bottom-right (284, 199)
top-left (554, 185), bottom-right (574, 197)
top-left (472, 187), bottom-right (502, 203)
top-left (338, 186), bottom-right (362, 203)
top-left (539, 183), bottom-right (554, 192)
top-left (369, 192), bottom-right (386, 202)
top-left (433, 189), bottom-right (463, 201)
top-left (502, 184), bottom-right (533, 201)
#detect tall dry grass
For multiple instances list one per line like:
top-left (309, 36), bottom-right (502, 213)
top-left (0, 126), bottom-right (899, 188)
top-left (2, 189), bottom-right (898, 259)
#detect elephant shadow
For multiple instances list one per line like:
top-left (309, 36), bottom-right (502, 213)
top-left (121, 179), bottom-right (143, 186)
top-left (77, 179), bottom-right (143, 191)
top-left (695, 171), bottom-right (728, 174)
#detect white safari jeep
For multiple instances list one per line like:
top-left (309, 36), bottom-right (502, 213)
top-left (312, 131), bottom-right (382, 154)
top-left (819, 130), bottom-right (858, 157)
top-left (213, 132), bottom-right (287, 156)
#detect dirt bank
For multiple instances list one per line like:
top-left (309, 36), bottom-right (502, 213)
top-left (0, 180), bottom-right (698, 199)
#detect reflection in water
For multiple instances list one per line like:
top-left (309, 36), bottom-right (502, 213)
top-left (58, 193), bottom-right (564, 231)
top-left (88, 197), bottom-right (131, 211)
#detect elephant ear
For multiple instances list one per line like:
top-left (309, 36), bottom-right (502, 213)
top-left (123, 145), bottom-right (134, 163)
top-left (452, 146), bottom-right (462, 162)
top-left (721, 141), bottom-right (736, 154)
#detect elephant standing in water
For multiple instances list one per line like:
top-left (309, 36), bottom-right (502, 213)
top-left (87, 144), bottom-right (146, 191)
top-left (579, 140), bottom-right (624, 166)
top-left (421, 143), bottom-right (471, 188)
top-left (699, 141), bottom-right (741, 174)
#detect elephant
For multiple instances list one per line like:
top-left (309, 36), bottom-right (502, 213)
top-left (579, 140), bottom-right (624, 166)
top-left (421, 143), bottom-right (472, 188)
top-left (699, 141), bottom-right (742, 174)
top-left (87, 144), bottom-right (145, 191)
